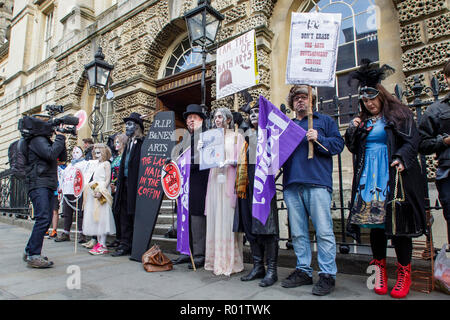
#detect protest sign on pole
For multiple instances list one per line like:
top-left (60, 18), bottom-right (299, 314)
top-left (216, 29), bottom-right (259, 99)
top-left (286, 12), bottom-right (341, 158)
top-left (286, 12), bottom-right (341, 86)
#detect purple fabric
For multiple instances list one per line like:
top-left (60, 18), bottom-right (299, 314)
top-left (176, 148), bottom-right (191, 255)
top-left (252, 96), bottom-right (306, 225)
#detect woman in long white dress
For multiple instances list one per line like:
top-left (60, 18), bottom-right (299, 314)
top-left (82, 143), bottom-right (115, 255)
top-left (204, 108), bottom-right (244, 276)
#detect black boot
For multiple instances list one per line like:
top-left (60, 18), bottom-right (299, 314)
top-left (241, 241), bottom-right (265, 281)
top-left (259, 237), bottom-right (278, 287)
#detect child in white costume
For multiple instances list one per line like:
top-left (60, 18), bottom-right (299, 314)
top-left (82, 143), bottom-right (116, 255)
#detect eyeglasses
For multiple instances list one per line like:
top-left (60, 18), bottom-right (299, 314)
top-left (293, 94), bottom-right (309, 102)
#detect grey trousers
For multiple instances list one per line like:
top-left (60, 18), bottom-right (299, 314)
top-left (190, 215), bottom-right (206, 258)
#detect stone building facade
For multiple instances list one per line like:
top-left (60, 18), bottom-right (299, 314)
top-left (0, 0), bottom-right (448, 246)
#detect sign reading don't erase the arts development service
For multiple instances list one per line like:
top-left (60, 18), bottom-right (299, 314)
top-left (286, 12), bottom-right (341, 87)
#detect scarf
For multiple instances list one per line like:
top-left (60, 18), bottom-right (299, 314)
top-left (71, 157), bottom-right (85, 166)
top-left (235, 140), bottom-right (249, 199)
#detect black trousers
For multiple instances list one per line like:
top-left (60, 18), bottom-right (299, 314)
top-left (190, 215), bottom-right (206, 258)
top-left (112, 192), bottom-right (121, 241)
top-left (119, 179), bottom-right (134, 250)
top-left (62, 195), bottom-right (83, 233)
top-left (370, 228), bottom-right (412, 265)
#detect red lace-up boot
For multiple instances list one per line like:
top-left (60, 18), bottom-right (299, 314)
top-left (390, 263), bottom-right (411, 299)
top-left (370, 259), bottom-right (388, 295)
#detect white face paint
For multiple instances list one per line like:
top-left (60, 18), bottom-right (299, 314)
top-left (94, 148), bottom-right (102, 160)
top-left (72, 147), bottom-right (83, 160)
top-left (114, 140), bottom-right (122, 151)
top-left (214, 111), bottom-right (226, 128)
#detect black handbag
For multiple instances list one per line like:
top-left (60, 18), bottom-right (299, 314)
top-left (386, 168), bottom-right (417, 236)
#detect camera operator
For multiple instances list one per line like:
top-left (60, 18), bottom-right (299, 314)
top-left (23, 119), bottom-right (70, 268)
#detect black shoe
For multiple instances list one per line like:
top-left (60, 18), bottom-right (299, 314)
top-left (173, 254), bottom-right (191, 265)
top-left (54, 233), bottom-right (70, 242)
top-left (78, 235), bottom-right (87, 244)
top-left (188, 257), bottom-right (205, 269)
top-left (111, 248), bottom-right (131, 257)
top-left (241, 265), bottom-right (265, 281)
top-left (312, 273), bottom-right (335, 296)
top-left (281, 269), bottom-right (313, 288)
top-left (107, 240), bottom-right (120, 248)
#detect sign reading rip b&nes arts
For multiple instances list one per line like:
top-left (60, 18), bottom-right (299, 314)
top-left (216, 29), bottom-right (259, 99)
top-left (286, 12), bottom-right (341, 87)
top-left (131, 111), bottom-right (175, 262)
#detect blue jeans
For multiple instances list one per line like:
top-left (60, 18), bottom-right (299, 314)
top-left (25, 188), bottom-right (55, 256)
top-left (283, 183), bottom-right (337, 277)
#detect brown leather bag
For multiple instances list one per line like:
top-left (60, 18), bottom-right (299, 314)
top-left (142, 244), bottom-right (173, 272)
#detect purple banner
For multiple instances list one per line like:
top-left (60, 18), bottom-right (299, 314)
top-left (252, 96), bottom-right (306, 225)
top-left (176, 147), bottom-right (191, 255)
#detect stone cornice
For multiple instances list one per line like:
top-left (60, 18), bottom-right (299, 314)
top-left (11, 4), bottom-right (35, 28)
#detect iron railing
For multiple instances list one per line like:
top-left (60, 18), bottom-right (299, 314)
top-left (0, 169), bottom-right (31, 218)
top-left (276, 75), bottom-right (445, 255)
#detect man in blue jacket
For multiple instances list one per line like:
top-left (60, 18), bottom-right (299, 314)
top-left (282, 85), bottom-right (344, 296)
top-left (23, 116), bottom-right (67, 268)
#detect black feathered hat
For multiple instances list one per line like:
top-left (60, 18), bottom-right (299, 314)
top-left (238, 89), bottom-right (259, 114)
top-left (348, 59), bottom-right (395, 99)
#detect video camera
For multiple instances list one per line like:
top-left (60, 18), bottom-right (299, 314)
top-left (18, 105), bottom-right (80, 139)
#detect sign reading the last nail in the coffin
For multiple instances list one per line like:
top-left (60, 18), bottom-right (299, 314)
top-left (131, 111), bottom-right (175, 262)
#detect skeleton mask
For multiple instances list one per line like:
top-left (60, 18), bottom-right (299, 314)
top-left (125, 121), bottom-right (137, 137)
top-left (249, 108), bottom-right (259, 125)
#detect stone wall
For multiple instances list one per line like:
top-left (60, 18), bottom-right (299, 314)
top-left (52, 0), bottom-right (279, 134)
top-left (396, 0), bottom-right (449, 179)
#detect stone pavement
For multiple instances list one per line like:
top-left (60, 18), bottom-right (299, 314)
top-left (0, 221), bottom-right (448, 304)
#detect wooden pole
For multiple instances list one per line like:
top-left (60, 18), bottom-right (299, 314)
top-left (189, 249), bottom-right (196, 271)
top-left (308, 85), bottom-right (314, 159)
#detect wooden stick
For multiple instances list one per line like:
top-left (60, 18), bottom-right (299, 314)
top-left (314, 140), bottom-right (328, 152)
top-left (189, 249), bottom-right (196, 271)
top-left (308, 86), bottom-right (314, 159)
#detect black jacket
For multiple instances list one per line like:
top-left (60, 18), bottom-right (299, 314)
top-left (418, 93), bottom-right (450, 168)
top-left (189, 127), bottom-right (210, 216)
top-left (26, 134), bottom-right (67, 192)
top-left (345, 116), bottom-right (427, 239)
top-left (113, 136), bottom-right (144, 215)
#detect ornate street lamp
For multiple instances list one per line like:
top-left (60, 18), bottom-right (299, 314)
top-left (84, 47), bottom-right (114, 142)
top-left (184, 0), bottom-right (224, 117)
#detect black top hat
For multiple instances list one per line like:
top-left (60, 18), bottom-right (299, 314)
top-left (183, 104), bottom-right (206, 120)
top-left (123, 112), bottom-right (144, 131)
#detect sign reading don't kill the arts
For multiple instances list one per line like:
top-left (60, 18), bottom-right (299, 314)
top-left (216, 29), bottom-right (259, 99)
top-left (286, 12), bottom-right (341, 87)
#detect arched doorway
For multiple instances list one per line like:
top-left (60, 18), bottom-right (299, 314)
top-left (155, 37), bottom-right (214, 128)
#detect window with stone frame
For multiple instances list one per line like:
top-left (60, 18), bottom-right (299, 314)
top-left (300, 0), bottom-right (380, 125)
top-left (43, 8), bottom-right (54, 60)
top-left (163, 37), bottom-right (212, 77)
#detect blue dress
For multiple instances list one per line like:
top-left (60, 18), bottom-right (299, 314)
top-left (350, 118), bottom-right (389, 228)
